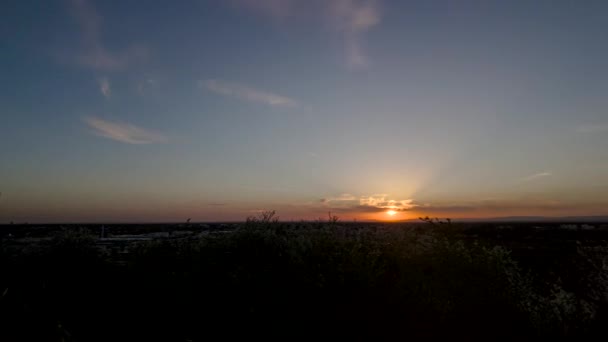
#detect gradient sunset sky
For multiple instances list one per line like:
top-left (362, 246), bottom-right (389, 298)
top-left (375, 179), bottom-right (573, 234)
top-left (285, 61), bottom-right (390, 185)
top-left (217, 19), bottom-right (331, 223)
top-left (2, 0), bottom-right (608, 222)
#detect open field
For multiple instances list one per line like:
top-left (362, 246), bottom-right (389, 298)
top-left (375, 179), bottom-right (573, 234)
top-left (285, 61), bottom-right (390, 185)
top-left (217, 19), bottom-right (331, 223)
top-left (2, 218), bottom-right (608, 341)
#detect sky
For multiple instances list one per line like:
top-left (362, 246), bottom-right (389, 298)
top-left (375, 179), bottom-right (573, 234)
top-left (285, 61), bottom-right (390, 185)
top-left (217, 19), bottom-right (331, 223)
top-left (1, 0), bottom-right (608, 223)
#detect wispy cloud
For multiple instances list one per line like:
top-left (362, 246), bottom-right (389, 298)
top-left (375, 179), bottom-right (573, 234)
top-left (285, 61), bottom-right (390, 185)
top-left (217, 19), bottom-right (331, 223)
top-left (84, 117), bottom-right (167, 144)
top-left (67, 0), bottom-right (147, 71)
top-left (98, 77), bottom-right (110, 98)
top-left (328, 0), bottom-right (381, 68)
top-left (576, 123), bottom-right (608, 134)
top-left (201, 79), bottom-right (297, 107)
top-left (522, 172), bottom-right (552, 182)
top-left (229, 0), bottom-right (382, 69)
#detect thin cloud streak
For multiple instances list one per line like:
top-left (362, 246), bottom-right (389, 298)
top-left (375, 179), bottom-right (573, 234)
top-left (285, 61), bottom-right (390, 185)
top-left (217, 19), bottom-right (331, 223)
top-left (522, 172), bottom-right (552, 182)
top-left (98, 77), bottom-right (110, 98)
top-left (202, 79), bottom-right (297, 107)
top-left (84, 117), bottom-right (168, 144)
top-left (320, 193), bottom-right (358, 203)
top-left (68, 0), bottom-right (147, 71)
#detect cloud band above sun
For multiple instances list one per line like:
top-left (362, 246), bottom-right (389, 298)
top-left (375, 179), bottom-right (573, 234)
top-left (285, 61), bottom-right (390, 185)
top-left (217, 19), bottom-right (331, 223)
top-left (320, 193), bottom-right (417, 213)
top-left (311, 192), bottom-right (598, 219)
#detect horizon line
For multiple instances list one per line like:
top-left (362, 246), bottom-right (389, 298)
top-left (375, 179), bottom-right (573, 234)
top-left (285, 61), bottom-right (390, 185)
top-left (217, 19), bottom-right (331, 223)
top-left (3, 215), bottom-right (608, 226)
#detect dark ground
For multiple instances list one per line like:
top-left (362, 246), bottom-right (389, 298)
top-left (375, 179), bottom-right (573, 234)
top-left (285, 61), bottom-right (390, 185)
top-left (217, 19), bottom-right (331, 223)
top-left (1, 219), bottom-right (608, 341)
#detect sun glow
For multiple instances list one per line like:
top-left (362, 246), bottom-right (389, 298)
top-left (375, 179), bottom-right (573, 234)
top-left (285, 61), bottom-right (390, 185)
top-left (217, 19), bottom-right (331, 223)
top-left (386, 210), bottom-right (397, 216)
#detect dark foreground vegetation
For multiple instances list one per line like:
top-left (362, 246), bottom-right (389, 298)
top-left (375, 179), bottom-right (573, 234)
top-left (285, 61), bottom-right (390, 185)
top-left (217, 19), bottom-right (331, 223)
top-left (1, 215), bottom-right (608, 341)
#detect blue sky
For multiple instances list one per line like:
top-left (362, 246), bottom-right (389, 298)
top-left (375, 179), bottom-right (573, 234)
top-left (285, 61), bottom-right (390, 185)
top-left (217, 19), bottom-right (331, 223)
top-left (1, 0), bottom-right (608, 222)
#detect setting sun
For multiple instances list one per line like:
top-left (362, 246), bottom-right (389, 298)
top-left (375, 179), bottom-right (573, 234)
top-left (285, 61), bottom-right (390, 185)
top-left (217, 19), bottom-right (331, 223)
top-left (386, 210), bottom-right (397, 216)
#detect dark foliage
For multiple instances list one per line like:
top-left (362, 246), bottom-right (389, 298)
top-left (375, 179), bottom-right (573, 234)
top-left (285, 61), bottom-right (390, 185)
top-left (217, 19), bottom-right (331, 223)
top-left (1, 221), bottom-right (607, 341)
